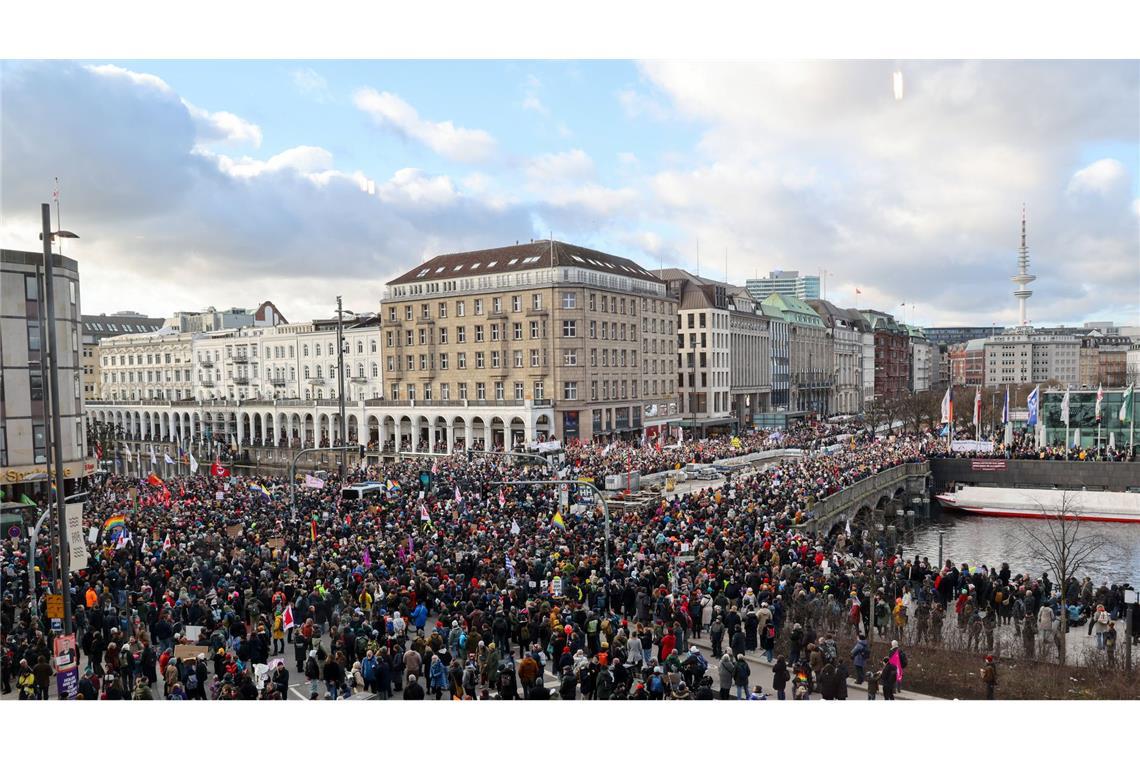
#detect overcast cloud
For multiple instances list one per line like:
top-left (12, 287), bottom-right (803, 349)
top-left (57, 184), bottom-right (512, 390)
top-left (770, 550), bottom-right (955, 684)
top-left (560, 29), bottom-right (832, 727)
top-left (1, 60), bottom-right (1135, 327)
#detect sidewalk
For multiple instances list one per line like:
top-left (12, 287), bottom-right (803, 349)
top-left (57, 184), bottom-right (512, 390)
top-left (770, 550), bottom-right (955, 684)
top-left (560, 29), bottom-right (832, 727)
top-left (685, 635), bottom-right (942, 701)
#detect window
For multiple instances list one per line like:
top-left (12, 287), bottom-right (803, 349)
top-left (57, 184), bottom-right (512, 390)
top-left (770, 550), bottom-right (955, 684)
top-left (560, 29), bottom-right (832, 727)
top-left (511, 323), bottom-right (521, 340)
top-left (512, 296), bottom-right (521, 312)
top-left (492, 297), bottom-right (502, 314)
top-left (419, 328), bottom-right (427, 345)
top-left (491, 351), bottom-right (501, 368)
top-left (591, 381), bottom-right (598, 400)
top-left (562, 291), bottom-right (577, 308)
top-left (513, 350), bottom-right (523, 368)
top-left (590, 321), bottom-right (597, 339)
top-left (419, 354), bottom-right (427, 370)
top-left (370, 340), bottom-right (377, 353)
top-left (457, 326), bottom-right (466, 343)
top-left (563, 381), bottom-right (577, 400)
top-left (405, 305), bottom-right (413, 320)
top-left (422, 303), bottom-right (431, 320)
top-left (476, 382), bottom-right (487, 400)
top-left (423, 383), bottom-right (432, 401)
top-left (456, 301), bottom-right (465, 317)
top-left (534, 381), bottom-right (544, 400)
top-left (303, 344), bottom-right (309, 357)
top-left (475, 325), bottom-right (484, 342)
top-left (32, 422), bottom-right (47, 463)
top-left (440, 353), bottom-right (449, 370)
top-left (476, 352), bottom-right (485, 369)
top-left (532, 294), bottom-right (542, 310)
top-left (316, 343), bottom-right (323, 357)
top-left (601, 323), bottom-right (608, 340)
top-left (562, 320), bottom-right (577, 338)
top-left (530, 321), bottom-right (539, 339)
top-left (407, 383), bottom-right (415, 401)
top-left (458, 352), bottom-right (467, 369)
top-left (530, 349), bottom-right (540, 367)
top-left (25, 274), bottom-right (39, 301)
top-left (440, 383), bottom-right (450, 400)
top-left (439, 302), bottom-right (448, 318)
top-left (459, 382), bottom-right (468, 400)
top-left (563, 350), bottom-right (577, 366)
top-left (589, 293), bottom-right (596, 310)
top-left (406, 355), bottom-right (414, 370)
top-left (474, 298), bottom-right (484, 315)
top-left (27, 322), bottom-right (41, 352)
top-left (30, 374), bottom-right (44, 401)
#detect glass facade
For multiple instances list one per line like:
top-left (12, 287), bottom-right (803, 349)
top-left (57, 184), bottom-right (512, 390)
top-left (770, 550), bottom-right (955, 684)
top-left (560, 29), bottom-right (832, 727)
top-left (1041, 389), bottom-right (1136, 451)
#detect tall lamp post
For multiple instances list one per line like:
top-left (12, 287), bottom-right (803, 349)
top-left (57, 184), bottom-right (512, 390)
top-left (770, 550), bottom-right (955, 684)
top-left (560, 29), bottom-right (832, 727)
top-left (38, 204), bottom-right (79, 636)
top-left (335, 297), bottom-right (354, 477)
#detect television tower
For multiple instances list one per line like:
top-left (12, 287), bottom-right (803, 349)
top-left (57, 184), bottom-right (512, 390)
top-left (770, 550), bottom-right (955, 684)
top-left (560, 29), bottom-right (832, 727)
top-left (1011, 205), bottom-right (1035, 326)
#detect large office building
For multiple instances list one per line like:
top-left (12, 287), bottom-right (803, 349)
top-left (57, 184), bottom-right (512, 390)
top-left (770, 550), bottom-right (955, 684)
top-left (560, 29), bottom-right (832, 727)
top-left (377, 241), bottom-right (679, 448)
top-left (807, 299), bottom-right (865, 415)
top-left (1078, 334), bottom-right (1131, 389)
top-left (922, 326), bottom-right (1003, 347)
top-left (982, 330), bottom-right (1081, 388)
top-left (763, 293), bottom-right (832, 416)
top-left (745, 270), bottom-right (820, 302)
top-left (1039, 388), bottom-right (1136, 452)
top-left (906, 325), bottom-right (934, 393)
top-left (1, 249), bottom-right (92, 498)
top-left (81, 311), bottom-right (164, 400)
top-left (861, 309), bottom-right (910, 399)
top-left (656, 270), bottom-right (772, 434)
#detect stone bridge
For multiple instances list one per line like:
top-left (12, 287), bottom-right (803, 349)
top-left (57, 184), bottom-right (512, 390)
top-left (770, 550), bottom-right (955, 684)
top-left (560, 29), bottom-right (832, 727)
top-left (803, 462), bottom-right (931, 536)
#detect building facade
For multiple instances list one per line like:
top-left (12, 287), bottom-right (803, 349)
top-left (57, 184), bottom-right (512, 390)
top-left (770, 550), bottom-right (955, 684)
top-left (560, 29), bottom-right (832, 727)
top-left (81, 311), bottom-right (164, 400)
top-left (949, 339), bottom-right (987, 386)
top-left (861, 310), bottom-right (909, 399)
top-left (764, 293), bottom-right (831, 416)
top-left (983, 330), bottom-right (1081, 388)
top-left (726, 287), bottom-right (772, 427)
top-left (379, 241), bottom-right (678, 447)
top-left (1040, 388), bottom-right (1136, 452)
top-left (906, 326), bottom-right (933, 393)
top-left (921, 326), bottom-right (1002, 347)
top-left (1, 249), bottom-right (91, 495)
top-left (807, 299), bottom-right (864, 414)
top-left (1078, 334), bottom-right (1130, 389)
top-left (745, 270), bottom-right (820, 302)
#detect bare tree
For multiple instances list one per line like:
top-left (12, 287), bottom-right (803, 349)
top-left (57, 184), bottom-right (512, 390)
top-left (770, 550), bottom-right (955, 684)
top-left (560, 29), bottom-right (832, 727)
top-left (1018, 492), bottom-right (1111, 665)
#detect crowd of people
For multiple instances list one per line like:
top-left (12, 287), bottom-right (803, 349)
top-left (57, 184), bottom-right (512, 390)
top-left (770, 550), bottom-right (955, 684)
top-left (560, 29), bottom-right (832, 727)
top-left (2, 421), bottom-right (1134, 701)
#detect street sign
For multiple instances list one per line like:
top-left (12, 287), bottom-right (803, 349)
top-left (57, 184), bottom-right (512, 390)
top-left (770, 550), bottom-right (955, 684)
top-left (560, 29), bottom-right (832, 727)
top-left (45, 593), bottom-right (64, 618)
top-left (7, 525), bottom-right (19, 539)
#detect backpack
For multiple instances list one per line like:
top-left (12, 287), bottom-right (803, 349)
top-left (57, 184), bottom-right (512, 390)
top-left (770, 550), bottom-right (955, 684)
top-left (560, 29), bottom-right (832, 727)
top-left (186, 672), bottom-right (199, 690)
top-left (648, 674), bottom-right (665, 694)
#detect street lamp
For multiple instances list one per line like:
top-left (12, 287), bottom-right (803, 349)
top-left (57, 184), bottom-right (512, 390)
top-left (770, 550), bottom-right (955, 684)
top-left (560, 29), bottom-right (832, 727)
top-left (335, 298), bottom-right (355, 476)
top-left (38, 205), bottom-right (76, 636)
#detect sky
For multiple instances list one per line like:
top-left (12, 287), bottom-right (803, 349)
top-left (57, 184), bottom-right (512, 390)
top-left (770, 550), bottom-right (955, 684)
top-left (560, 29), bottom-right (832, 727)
top-left (1, 59), bottom-right (1137, 328)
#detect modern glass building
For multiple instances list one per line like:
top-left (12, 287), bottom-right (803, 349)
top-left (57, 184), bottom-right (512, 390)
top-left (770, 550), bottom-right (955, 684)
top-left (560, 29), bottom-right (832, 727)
top-left (1041, 389), bottom-right (1136, 451)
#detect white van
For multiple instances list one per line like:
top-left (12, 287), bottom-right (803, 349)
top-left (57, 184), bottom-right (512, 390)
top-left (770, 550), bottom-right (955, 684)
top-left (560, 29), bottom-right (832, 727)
top-left (341, 482), bottom-right (384, 501)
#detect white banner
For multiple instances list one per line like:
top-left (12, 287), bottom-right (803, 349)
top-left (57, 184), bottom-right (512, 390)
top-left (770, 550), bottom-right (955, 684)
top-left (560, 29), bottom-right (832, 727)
top-left (950, 440), bottom-right (995, 453)
top-left (65, 501), bottom-right (88, 572)
top-left (303, 474), bottom-right (326, 489)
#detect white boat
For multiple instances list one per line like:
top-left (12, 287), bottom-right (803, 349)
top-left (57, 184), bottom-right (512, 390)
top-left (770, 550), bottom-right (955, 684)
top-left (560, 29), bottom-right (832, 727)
top-left (935, 486), bottom-right (1140, 524)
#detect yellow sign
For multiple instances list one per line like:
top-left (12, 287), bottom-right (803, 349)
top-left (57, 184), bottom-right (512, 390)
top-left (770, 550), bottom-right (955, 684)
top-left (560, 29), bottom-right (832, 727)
top-left (2, 459), bottom-right (95, 484)
top-left (45, 593), bottom-right (64, 619)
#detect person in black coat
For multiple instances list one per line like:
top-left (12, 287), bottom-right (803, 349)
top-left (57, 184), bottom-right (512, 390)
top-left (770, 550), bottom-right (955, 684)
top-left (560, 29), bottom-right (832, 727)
top-left (880, 657), bottom-right (897, 700)
top-left (771, 657), bottom-right (789, 700)
top-left (403, 674), bottom-right (425, 699)
top-left (729, 626), bottom-right (746, 657)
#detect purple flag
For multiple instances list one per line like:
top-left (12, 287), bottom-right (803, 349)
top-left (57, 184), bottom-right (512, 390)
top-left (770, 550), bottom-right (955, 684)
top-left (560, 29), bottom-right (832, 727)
top-left (408, 535), bottom-right (414, 555)
top-left (362, 549), bottom-right (372, 569)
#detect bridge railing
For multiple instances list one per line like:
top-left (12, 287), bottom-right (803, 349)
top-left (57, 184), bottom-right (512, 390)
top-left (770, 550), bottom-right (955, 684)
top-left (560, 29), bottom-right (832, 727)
top-left (801, 461), bottom-right (930, 534)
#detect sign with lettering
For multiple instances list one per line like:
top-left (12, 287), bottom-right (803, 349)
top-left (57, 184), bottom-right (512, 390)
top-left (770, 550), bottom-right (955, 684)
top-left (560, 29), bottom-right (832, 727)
top-left (970, 460), bottom-right (1007, 472)
top-left (65, 501), bottom-right (87, 572)
top-left (45, 593), bottom-right (64, 619)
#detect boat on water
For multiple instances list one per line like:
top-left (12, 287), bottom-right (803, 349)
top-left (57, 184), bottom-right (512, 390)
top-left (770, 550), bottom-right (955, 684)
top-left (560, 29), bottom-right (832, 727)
top-left (935, 486), bottom-right (1140, 524)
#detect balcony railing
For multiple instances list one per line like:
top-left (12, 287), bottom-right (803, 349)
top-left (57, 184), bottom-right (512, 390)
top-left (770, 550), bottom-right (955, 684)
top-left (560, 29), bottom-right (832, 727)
top-left (308, 378), bottom-right (325, 386)
top-left (200, 359), bottom-right (214, 368)
top-left (200, 379), bottom-right (215, 387)
top-left (232, 355), bottom-right (249, 364)
top-left (234, 377), bottom-right (250, 385)
top-left (270, 378), bottom-right (287, 386)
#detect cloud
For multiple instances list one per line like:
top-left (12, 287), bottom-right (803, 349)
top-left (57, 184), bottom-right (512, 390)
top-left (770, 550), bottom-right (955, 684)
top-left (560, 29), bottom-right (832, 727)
top-left (1067, 158), bottom-right (1128, 197)
top-left (0, 62), bottom-right (533, 321)
top-left (87, 63), bottom-right (262, 148)
top-left (291, 67), bottom-right (330, 101)
top-left (353, 88), bottom-right (496, 163)
top-left (524, 149), bottom-right (595, 184)
top-left (634, 60), bottom-right (1139, 326)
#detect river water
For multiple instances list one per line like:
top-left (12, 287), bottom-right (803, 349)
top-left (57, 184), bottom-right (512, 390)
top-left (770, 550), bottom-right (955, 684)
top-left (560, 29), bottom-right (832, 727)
top-left (899, 513), bottom-right (1140, 587)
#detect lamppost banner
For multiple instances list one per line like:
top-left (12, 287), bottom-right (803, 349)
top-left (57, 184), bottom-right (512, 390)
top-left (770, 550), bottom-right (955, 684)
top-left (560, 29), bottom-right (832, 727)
top-left (65, 500), bottom-right (87, 572)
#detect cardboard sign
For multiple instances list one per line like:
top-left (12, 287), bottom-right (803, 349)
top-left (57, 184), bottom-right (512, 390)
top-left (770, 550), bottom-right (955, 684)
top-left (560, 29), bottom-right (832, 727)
top-left (45, 593), bottom-right (64, 619)
top-left (267, 536), bottom-right (285, 550)
top-left (173, 644), bottom-right (210, 661)
top-left (226, 525), bottom-right (242, 538)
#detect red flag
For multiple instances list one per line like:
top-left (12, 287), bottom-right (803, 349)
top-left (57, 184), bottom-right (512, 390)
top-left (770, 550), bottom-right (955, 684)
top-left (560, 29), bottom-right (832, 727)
top-left (211, 459), bottom-right (230, 478)
top-left (161, 486), bottom-right (171, 507)
top-left (147, 473), bottom-right (164, 488)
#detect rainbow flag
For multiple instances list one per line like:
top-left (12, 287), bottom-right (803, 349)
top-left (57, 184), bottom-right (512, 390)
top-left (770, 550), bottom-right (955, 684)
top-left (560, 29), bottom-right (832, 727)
top-left (102, 514), bottom-right (127, 542)
top-left (310, 519), bottom-right (318, 542)
top-left (249, 483), bottom-right (271, 500)
top-left (551, 511), bottom-right (566, 530)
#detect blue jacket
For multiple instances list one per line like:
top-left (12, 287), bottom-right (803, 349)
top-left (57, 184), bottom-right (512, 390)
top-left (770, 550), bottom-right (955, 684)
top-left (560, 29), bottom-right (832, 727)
top-left (412, 604), bottom-right (428, 628)
top-left (850, 639), bottom-right (870, 668)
